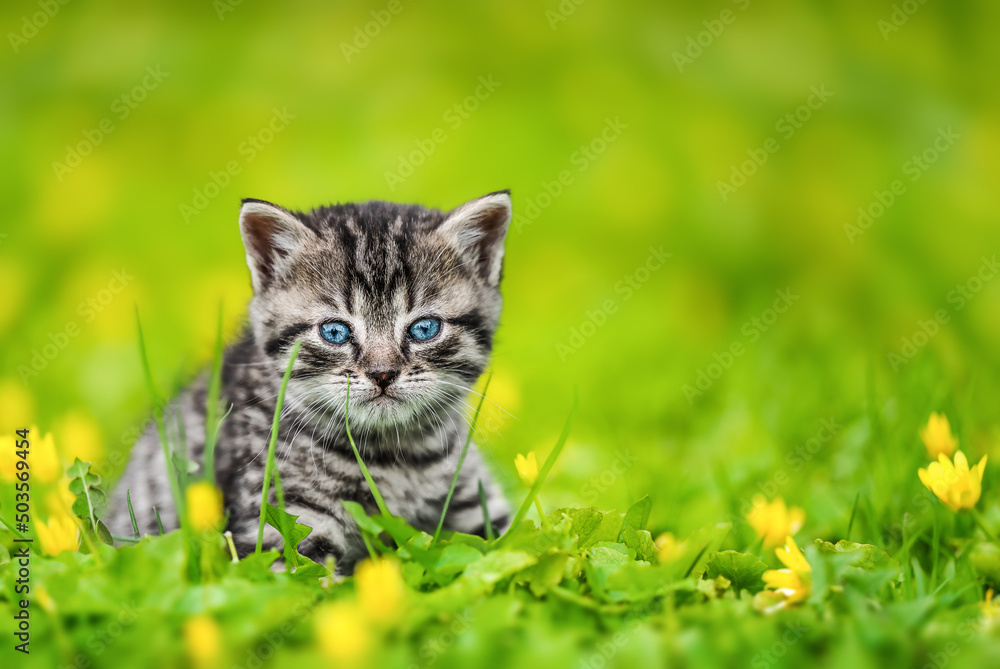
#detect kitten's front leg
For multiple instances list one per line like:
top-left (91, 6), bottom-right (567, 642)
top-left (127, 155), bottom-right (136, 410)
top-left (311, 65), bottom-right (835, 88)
top-left (441, 447), bottom-right (511, 538)
top-left (228, 501), bottom-right (368, 575)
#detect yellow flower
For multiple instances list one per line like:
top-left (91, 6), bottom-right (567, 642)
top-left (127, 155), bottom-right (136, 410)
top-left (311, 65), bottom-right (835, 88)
top-left (32, 427), bottom-right (62, 484)
top-left (654, 532), bottom-right (685, 564)
top-left (514, 452), bottom-right (539, 487)
top-left (35, 510), bottom-right (80, 556)
top-left (918, 450), bottom-right (987, 512)
top-left (760, 536), bottom-right (812, 609)
top-left (185, 482), bottom-right (224, 532)
top-left (355, 558), bottom-right (406, 624)
top-left (315, 601), bottom-right (371, 665)
top-left (921, 412), bottom-right (958, 459)
top-left (0, 425), bottom-right (61, 483)
top-left (746, 495), bottom-right (805, 548)
top-left (183, 615), bottom-right (221, 668)
top-left (53, 411), bottom-right (104, 465)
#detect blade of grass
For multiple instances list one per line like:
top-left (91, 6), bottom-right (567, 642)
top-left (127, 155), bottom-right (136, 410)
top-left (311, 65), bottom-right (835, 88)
top-left (683, 545), bottom-right (709, 579)
top-left (433, 373), bottom-right (491, 543)
top-left (498, 398), bottom-right (578, 545)
top-left (270, 464), bottom-right (298, 570)
top-left (478, 480), bottom-right (495, 541)
top-left (256, 341), bottom-right (301, 553)
top-left (136, 308), bottom-right (185, 522)
top-left (203, 302), bottom-right (226, 483)
top-left (126, 490), bottom-right (140, 539)
top-left (931, 499), bottom-right (940, 589)
top-left (972, 508), bottom-right (999, 542)
top-left (0, 514), bottom-right (42, 555)
top-left (110, 534), bottom-right (140, 544)
top-left (153, 507), bottom-right (165, 535)
top-left (846, 492), bottom-right (860, 542)
top-left (344, 375), bottom-right (391, 517)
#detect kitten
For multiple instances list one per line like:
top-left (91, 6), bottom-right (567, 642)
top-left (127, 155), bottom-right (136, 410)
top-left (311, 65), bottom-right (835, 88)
top-left (108, 191), bottom-right (513, 571)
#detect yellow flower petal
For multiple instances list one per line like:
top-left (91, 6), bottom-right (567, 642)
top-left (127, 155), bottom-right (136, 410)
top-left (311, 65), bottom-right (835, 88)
top-left (760, 536), bottom-right (812, 607)
top-left (355, 558), bottom-right (406, 623)
top-left (955, 450), bottom-right (969, 472)
top-left (315, 601), bottom-right (371, 665)
top-left (35, 511), bottom-right (80, 556)
top-left (655, 532), bottom-right (685, 563)
top-left (185, 482), bottom-right (224, 532)
top-left (184, 615), bottom-right (221, 668)
top-left (514, 452), bottom-right (539, 487)
top-left (918, 450), bottom-right (986, 512)
top-left (746, 496), bottom-right (806, 548)
top-left (31, 426), bottom-right (63, 484)
top-left (920, 413), bottom-right (957, 458)
top-left (774, 536), bottom-right (811, 574)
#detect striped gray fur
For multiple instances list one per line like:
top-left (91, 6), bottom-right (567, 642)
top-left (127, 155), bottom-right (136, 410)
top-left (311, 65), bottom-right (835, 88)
top-left (107, 191), bottom-right (513, 573)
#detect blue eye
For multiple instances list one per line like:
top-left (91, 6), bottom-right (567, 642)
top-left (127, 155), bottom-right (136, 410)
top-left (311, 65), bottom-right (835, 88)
top-left (319, 321), bottom-right (351, 344)
top-left (409, 318), bottom-right (441, 341)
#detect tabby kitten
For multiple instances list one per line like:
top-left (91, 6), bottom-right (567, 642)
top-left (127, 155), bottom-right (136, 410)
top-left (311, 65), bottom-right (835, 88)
top-left (108, 191), bottom-right (513, 571)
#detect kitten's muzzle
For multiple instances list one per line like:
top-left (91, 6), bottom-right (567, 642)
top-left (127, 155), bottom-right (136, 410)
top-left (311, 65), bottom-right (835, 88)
top-left (367, 369), bottom-right (399, 392)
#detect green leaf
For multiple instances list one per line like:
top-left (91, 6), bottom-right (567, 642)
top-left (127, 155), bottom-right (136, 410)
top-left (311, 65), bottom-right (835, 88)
top-left (94, 520), bottom-right (114, 547)
top-left (621, 526), bottom-right (657, 563)
top-left (812, 539), bottom-right (899, 571)
top-left (588, 543), bottom-right (631, 568)
top-left (521, 552), bottom-right (570, 597)
top-left (697, 574), bottom-right (733, 600)
top-left (341, 501), bottom-right (384, 535)
top-left (264, 503), bottom-right (312, 568)
top-left (373, 514), bottom-right (422, 548)
top-left (585, 511), bottom-right (625, 547)
top-left (604, 564), bottom-right (669, 602)
top-left (289, 562), bottom-right (330, 582)
top-left (461, 549), bottom-right (537, 587)
top-left (233, 551), bottom-right (281, 582)
top-left (705, 551), bottom-right (768, 595)
top-left (551, 508), bottom-right (603, 546)
top-left (622, 496), bottom-right (652, 534)
top-left (67, 458), bottom-right (108, 528)
top-left (433, 544), bottom-right (484, 576)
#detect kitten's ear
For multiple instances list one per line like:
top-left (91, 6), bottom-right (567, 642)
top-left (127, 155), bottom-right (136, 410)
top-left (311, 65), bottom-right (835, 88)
top-left (437, 190), bottom-right (512, 286)
top-left (238, 199), bottom-right (314, 292)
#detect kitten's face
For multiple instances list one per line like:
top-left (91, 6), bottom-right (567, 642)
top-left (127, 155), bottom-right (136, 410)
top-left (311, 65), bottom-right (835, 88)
top-left (238, 192), bottom-right (511, 436)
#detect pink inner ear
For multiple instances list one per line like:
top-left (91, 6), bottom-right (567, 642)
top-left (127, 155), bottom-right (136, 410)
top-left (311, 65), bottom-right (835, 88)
top-left (243, 213), bottom-right (280, 282)
top-left (241, 204), bottom-right (307, 290)
top-left (441, 193), bottom-right (512, 284)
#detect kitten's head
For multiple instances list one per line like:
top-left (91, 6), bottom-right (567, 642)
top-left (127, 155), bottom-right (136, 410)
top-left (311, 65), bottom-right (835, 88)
top-left (238, 191), bottom-right (511, 436)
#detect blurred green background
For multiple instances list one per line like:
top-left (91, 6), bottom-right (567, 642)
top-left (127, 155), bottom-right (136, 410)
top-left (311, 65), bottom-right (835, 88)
top-left (2, 0), bottom-right (999, 549)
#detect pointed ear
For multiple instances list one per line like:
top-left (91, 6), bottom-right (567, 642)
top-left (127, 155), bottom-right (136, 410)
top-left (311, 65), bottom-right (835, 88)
top-left (238, 199), bottom-right (314, 292)
top-left (437, 190), bottom-right (512, 286)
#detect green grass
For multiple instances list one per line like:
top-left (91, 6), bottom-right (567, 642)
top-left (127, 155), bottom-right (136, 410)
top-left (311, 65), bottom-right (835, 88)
top-left (255, 341), bottom-right (301, 554)
top-left (2, 336), bottom-right (999, 668)
top-left (3, 1), bottom-right (1000, 667)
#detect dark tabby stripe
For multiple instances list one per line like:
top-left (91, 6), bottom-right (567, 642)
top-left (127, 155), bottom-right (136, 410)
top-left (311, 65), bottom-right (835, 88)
top-left (264, 322), bottom-right (312, 356)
